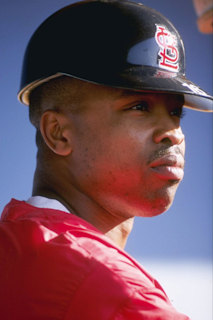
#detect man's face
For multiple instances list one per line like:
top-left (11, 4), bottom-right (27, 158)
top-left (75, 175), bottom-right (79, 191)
top-left (65, 82), bottom-right (185, 219)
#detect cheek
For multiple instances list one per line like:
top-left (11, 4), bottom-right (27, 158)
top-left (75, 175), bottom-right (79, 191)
top-left (69, 124), bottom-right (181, 218)
top-left (71, 122), bottom-right (148, 184)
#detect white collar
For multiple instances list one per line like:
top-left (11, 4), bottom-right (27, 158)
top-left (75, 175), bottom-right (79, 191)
top-left (27, 196), bottom-right (70, 213)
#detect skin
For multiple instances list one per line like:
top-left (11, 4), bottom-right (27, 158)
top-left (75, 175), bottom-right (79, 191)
top-left (33, 80), bottom-right (185, 248)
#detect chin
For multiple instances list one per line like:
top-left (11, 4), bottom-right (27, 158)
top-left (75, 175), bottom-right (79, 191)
top-left (116, 193), bottom-right (175, 218)
top-left (135, 188), bottom-right (177, 218)
top-left (142, 200), bottom-right (173, 217)
top-left (99, 181), bottom-right (179, 219)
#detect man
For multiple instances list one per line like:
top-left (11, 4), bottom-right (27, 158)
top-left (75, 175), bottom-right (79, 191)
top-left (0, 0), bottom-right (212, 319)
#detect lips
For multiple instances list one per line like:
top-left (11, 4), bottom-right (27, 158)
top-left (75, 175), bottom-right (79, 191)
top-left (149, 154), bottom-right (184, 181)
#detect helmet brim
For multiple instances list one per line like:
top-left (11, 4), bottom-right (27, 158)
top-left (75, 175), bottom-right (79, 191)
top-left (18, 69), bottom-right (213, 112)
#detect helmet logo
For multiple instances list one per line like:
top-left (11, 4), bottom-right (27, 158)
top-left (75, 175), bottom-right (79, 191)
top-left (155, 25), bottom-right (179, 72)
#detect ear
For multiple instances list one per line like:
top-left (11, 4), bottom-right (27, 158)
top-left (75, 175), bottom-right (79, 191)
top-left (40, 110), bottom-right (72, 156)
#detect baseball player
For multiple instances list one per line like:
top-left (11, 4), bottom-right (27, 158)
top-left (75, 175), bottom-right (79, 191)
top-left (0, 0), bottom-right (212, 319)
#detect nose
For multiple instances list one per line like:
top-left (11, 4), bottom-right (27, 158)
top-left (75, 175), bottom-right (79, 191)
top-left (150, 95), bottom-right (185, 146)
top-left (153, 116), bottom-right (185, 146)
top-left (153, 127), bottom-right (185, 145)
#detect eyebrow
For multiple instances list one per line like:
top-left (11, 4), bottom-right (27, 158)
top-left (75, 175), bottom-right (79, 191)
top-left (114, 89), bottom-right (147, 100)
top-left (115, 90), bottom-right (184, 105)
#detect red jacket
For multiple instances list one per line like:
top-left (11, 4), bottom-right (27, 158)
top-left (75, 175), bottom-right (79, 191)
top-left (0, 199), bottom-right (190, 319)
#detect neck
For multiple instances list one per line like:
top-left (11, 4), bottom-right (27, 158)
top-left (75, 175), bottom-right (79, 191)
top-left (105, 218), bottom-right (134, 248)
top-left (33, 167), bottom-right (134, 249)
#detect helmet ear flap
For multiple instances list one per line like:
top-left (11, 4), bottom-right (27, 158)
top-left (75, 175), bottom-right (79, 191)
top-left (18, 0), bottom-right (213, 112)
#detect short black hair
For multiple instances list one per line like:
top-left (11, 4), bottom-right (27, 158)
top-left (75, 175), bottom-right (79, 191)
top-left (29, 76), bottom-right (83, 150)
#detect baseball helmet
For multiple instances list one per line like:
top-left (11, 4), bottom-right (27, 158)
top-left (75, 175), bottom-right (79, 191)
top-left (18, 0), bottom-right (213, 112)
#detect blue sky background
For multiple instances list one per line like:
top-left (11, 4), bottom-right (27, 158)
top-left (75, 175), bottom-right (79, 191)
top-left (0, 1), bottom-right (212, 317)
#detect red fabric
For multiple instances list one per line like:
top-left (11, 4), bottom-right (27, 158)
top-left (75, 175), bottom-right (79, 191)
top-left (0, 199), bottom-right (190, 320)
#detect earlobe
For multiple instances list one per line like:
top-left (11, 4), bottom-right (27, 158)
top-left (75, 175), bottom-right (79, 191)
top-left (40, 111), bottom-right (72, 156)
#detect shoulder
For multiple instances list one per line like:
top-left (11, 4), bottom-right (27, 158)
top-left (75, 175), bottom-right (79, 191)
top-left (0, 199), bottom-right (189, 319)
top-left (0, 199), bottom-right (137, 318)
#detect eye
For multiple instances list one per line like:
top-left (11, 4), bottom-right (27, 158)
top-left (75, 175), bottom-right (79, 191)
top-left (170, 107), bottom-right (185, 118)
top-left (130, 101), bottom-right (150, 112)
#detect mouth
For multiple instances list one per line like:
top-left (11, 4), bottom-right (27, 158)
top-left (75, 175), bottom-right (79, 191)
top-left (149, 154), bottom-right (184, 181)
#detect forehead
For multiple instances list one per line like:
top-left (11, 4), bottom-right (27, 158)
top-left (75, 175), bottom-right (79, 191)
top-left (52, 78), bottom-right (184, 113)
top-left (70, 79), bottom-right (184, 104)
top-left (114, 89), bottom-right (184, 103)
top-left (83, 85), bottom-right (184, 111)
